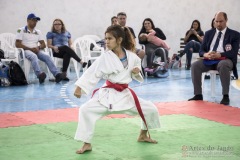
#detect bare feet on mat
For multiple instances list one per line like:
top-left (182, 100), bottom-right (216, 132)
top-left (138, 136), bottom-right (158, 143)
top-left (76, 143), bottom-right (92, 154)
top-left (137, 130), bottom-right (158, 144)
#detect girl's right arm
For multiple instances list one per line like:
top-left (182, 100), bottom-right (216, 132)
top-left (74, 86), bottom-right (82, 98)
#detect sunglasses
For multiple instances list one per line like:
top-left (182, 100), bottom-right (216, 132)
top-left (29, 18), bottom-right (38, 22)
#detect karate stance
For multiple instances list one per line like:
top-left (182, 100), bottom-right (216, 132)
top-left (74, 25), bottom-right (161, 154)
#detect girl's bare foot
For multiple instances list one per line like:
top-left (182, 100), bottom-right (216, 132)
top-left (137, 130), bottom-right (157, 144)
top-left (138, 136), bottom-right (158, 143)
top-left (76, 143), bottom-right (92, 154)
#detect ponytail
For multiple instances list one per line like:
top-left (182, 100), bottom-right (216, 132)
top-left (122, 27), bottom-right (136, 52)
top-left (105, 25), bottom-right (136, 52)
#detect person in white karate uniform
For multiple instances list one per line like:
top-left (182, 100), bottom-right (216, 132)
top-left (74, 25), bottom-right (161, 154)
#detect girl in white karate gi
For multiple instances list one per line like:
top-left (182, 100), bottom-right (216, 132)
top-left (74, 25), bottom-right (161, 154)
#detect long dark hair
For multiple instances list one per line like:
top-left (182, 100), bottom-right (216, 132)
top-left (105, 25), bottom-right (135, 52)
top-left (211, 18), bottom-right (215, 28)
top-left (139, 18), bottom-right (156, 33)
top-left (51, 18), bottom-right (66, 33)
top-left (190, 19), bottom-right (202, 31)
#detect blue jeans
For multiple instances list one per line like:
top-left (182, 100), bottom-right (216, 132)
top-left (184, 40), bottom-right (201, 66)
top-left (24, 50), bottom-right (60, 77)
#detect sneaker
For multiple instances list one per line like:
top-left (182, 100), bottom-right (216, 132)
top-left (175, 55), bottom-right (180, 61)
top-left (60, 72), bottom-right (70, 81)
top-left (61, 72), bottom-right (67, 78)
top-left (220, 95), bottom-right (230, 105)
top-left (82, 62), bottom-right (87, 68)
top-left (188, 94), bottom-right (203, 101)
top-left (38, 72), bottom-right (46, 84)
top-left (87, 60), bottom-right (92, 68)
top-left (55, 73), bottom-right (63, 83)
top-left (185, 64), bottom-right (191, 70)
top-left (205, 75), bottom-right (210, 79)
top-left (179, 51), bottom-right (185, 57)
top-left (63, 77), bottom-right (70, 81)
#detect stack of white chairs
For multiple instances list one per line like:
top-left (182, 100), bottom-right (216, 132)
top-left (0, 33), bottom-right (52, 82)
top-left (0, 33), bottom-right (26, 75)
top-left (82, 34), bottom-right (104, 58)
top-left (0, 33), bottom-right (23, 65)
top-left (82, 35), bottom-right (102, 42)
top-left (0, 33), bottom-right (20, 63)
top-left (73, 37), bottom-right (104, 78)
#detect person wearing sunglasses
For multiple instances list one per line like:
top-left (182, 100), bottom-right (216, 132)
top-left (15, 13), bottom-right (64, 84)
top-left (46, 19), bottom-right (87, 81)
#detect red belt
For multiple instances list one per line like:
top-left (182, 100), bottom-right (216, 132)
top-left (92, 80), bottom-right (150, 137)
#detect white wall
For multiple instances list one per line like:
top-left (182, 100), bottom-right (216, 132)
top-left (0, 0), bottom-right (239, 55)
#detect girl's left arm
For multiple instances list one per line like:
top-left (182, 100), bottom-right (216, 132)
top-left (131, 56), bottom-right (143, 82)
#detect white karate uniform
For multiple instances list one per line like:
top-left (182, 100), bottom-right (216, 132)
top-left (74, 49), bottom-right (160, 143)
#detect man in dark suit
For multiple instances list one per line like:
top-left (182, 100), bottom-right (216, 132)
top-left (188, 12), bottom-right (240, 105)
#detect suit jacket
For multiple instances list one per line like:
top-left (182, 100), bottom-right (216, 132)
top-left (199, 27), bottom-right (240, 79)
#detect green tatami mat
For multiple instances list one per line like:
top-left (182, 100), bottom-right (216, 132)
top-left (0, 114), bottom-right (239, 160)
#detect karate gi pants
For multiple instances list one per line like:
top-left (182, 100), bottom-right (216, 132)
top-left (74, 97), bottom-right (161, 143)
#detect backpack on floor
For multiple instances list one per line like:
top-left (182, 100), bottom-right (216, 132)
top-left (169, 53), bottom-right (182, 69)
top-left (8, 61), bottom-right (28, 85)
top-left (0, 61), bottom-right (11, 86)
top-left (0, 49), bottom-right (4, 59)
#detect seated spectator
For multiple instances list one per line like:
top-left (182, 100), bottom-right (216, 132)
top-left (188, 12), bottom-right (240, 105)
top-left (46, 19), bottom-right (87, 81)
top-left (138, 18), bottom-right (169, 68)
top-left (111, 16), bottom-right (119, 25)
top-left (117, 12), bottom-right (145, 60)
top-left (178, 20), bottom-right (204, 70)
top-left (146, 29), bottom-right (170, 50)
top-left (15, 13), bottom-right (64, 84)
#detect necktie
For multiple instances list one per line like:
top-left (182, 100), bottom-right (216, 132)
top-left (212, 31), bottom-right (222, 51)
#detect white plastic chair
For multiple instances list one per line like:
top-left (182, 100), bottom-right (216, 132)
top-left (202, 70), bottom-right (233, 98)
top-left (202, 70), bottom-right (219, 98)
top-left (0, 33), bottom-right (26, 76)
top-left (19, 41), bottom-right (52, 82)
top-left (47, 47), bottom-right (78, 79)
top-left (0, 33), bottom-right (21, 62)
top-left (0, 33), bottom-right (38, 81)
top-left (81, 35), bottom-right (103, 55)
top-left (82, 35), bottom-right (104, 56)
top-left (82, 35), bottom-right (101, 42)
top-left (73, 37), bottom-right (104, 78)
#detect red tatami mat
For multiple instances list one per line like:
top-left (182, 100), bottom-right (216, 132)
top-left (0, 101), bottom-right (239, 128)
top-left (0, 113), bottom-right (34, 128)
top-left (156, 101), bottom-right (240, 126)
